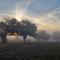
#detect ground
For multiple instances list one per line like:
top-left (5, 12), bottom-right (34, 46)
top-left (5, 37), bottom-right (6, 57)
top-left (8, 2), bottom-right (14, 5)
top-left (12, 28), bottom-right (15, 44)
top-left (0, 42), bottom-right (59, 60)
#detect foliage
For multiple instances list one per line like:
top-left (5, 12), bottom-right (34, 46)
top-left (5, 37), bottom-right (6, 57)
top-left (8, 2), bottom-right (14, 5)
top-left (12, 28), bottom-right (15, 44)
top-left (20, 20), bottom-right (37, 41)
top-left (0, 18), bottom-right (37, 42)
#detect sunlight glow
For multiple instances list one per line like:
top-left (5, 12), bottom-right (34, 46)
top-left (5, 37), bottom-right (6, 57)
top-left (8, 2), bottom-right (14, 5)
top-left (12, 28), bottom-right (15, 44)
top-left (15, 0), bottom-right (36, 21)
top-left (11, 1), bottom-right (60, 32)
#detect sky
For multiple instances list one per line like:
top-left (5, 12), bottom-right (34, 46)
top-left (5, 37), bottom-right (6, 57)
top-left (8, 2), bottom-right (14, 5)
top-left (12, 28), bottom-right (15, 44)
top-left (0, 0), bottom-right (60, 32)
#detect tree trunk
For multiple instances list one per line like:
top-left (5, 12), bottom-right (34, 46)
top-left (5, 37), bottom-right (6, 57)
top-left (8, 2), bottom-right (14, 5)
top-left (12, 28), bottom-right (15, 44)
top-left (23, 36), bottom-right (27, 42)
top-left (1, 34), bottom-right (7, 43)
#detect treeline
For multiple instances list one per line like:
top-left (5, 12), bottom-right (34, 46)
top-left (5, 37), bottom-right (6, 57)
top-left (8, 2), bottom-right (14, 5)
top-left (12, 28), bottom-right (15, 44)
top-left (0, 18), bottom-right (37, 43)
top-left (35, 31), bottom-right (60, 42)
top-left (0, 18), bottom-right (60, 43)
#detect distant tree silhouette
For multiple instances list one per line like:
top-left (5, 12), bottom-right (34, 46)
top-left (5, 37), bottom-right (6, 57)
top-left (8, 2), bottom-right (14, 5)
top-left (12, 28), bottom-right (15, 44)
top-left (36, 30), bottom-right (50, 42)
top-left (52, 32), bottom-right (60, 41)
top-left (20, 20), bottom-right (37, 42)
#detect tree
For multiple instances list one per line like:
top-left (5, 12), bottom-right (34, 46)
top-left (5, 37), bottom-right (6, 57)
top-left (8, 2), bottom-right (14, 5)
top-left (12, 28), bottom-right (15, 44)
top-left (36, 30), bottom-right (50, 42)
top-left (0, 18), bottom-right (37, 43)
top-left (0, 18), bottom-right (18, 43)
top-left (20, 20), bottom-right (37, 42)
top-left (0, 21), bottom-right (7, 43)
top-left (52, 31), bottom-right (60, 42)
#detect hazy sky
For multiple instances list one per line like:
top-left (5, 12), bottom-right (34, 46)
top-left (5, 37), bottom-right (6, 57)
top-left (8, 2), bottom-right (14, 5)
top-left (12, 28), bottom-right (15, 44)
top-left (0, 0), bottom-right (60, 32)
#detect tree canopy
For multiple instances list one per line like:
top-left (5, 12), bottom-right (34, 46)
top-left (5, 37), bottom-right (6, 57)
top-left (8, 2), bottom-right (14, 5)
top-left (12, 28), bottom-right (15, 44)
top-left (20, 20), bottom-right (37, 41)
top-left (0, 18), bottom-right (37, 42)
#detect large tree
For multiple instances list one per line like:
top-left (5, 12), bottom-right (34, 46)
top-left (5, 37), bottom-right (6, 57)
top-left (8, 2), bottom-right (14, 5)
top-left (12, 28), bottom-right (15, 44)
top-left (20, 20), bottom-right (37, 42)
top-left (0, 18), bottom-right (37, 42)
top-left (0, 21), bottom-right (7, 43)
top-left (0, 18), bottom-right (18, 43)
top-left (52, 31), bottom-right (60, 42)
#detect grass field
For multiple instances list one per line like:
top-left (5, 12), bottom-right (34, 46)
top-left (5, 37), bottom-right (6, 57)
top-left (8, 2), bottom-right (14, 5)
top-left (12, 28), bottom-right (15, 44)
top-left (0, 42), bottom-right (60, 60)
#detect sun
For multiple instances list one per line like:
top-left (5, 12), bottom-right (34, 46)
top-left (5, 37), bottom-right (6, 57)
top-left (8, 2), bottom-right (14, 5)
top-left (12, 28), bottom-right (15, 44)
top-left (15, 4), bottom-right (24, 21)
top-left (15, 14), bottom-right (21, 20)
top-left (15, 11), bottom-right (23, 21)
